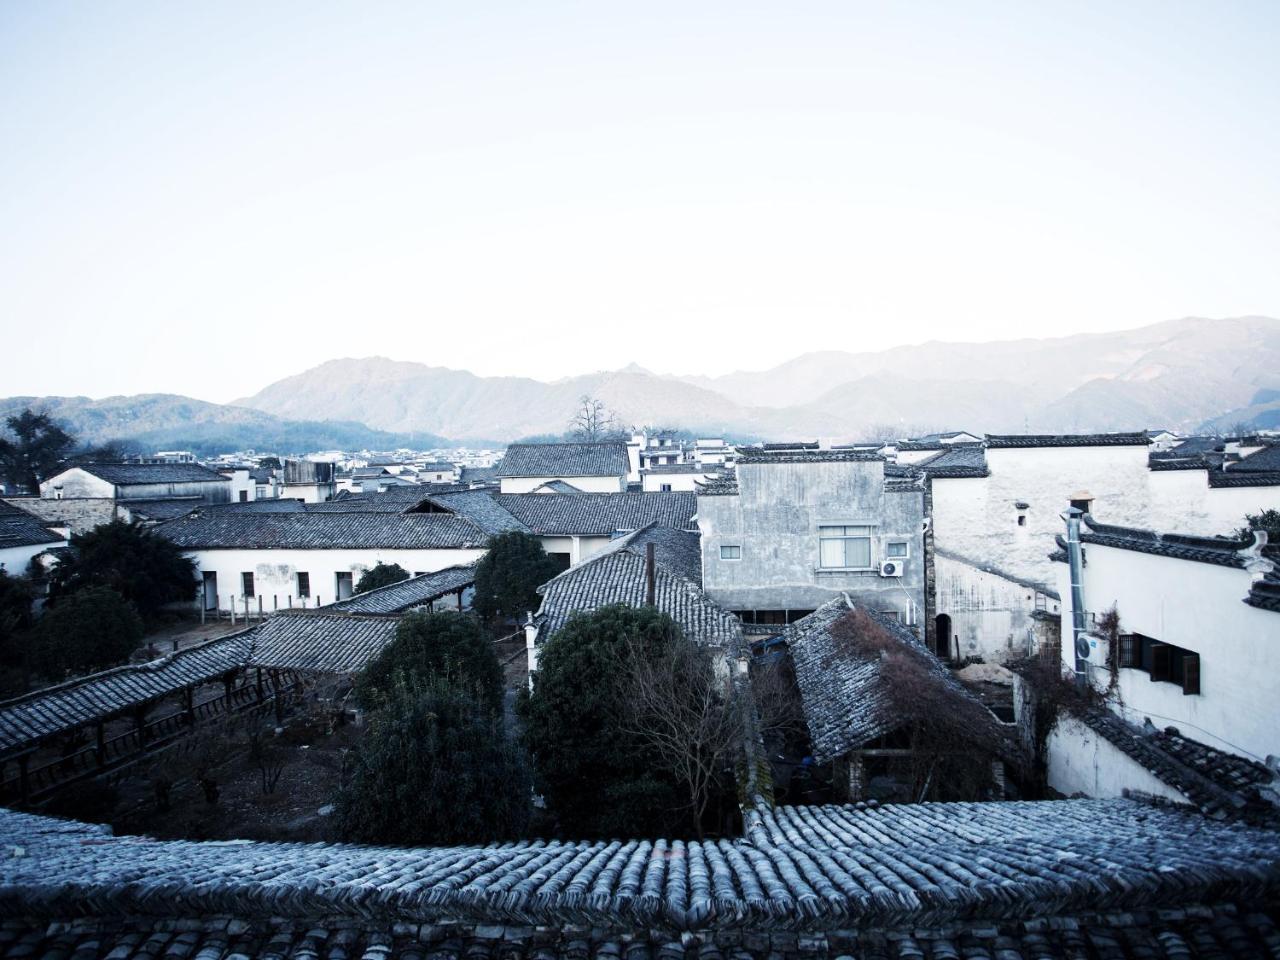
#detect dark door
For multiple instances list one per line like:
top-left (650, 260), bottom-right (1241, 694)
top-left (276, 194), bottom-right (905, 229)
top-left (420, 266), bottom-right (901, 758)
top-left (934, 614), bottom-right (952, 659)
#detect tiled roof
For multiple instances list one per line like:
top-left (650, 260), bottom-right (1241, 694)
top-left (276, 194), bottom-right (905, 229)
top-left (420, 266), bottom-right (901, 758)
top-left (246, 613), bottom-right (399, 674)
top-left (736, 449), bottom-right (884, 464)
top-left (1233, 443), bottom-right (1280, 472)
top-left (1248, 573), bottom-right (1280, 612)
top-left (783, 599), bottom-right (988, 763)
top-left (1210, 469), bottom-right (1280, 487)
top-left (985, 432), bottom-right (1151, 448)
top-left (119, 497), bottom-right (205, 521)
top-left (158, 510), bottom-right (490, 549)
top-left (496, 493), bottom-right (697, 536)
top-left (694, 475), bottom-right (739, 496)
top-left (640, 463), bottom-right (715, 475)
top-left (496, 442), bottom-right (629, 478)
top-left (532, 480), bottom-right (585, 493)
top-left (327, 564), bottom-right (477, 615)
top-left (408, 491), bottom-right (530, 534)
top-left (0, 500), bottom-right (64, 550)
top-left (200, 498), bottom-right (307, 514)
top-left (760, 441), bottom-right (820, 450)
top-left (1058, 516), bottom-right (1251, 569)
top-left (916, 444), bottom-right (989, 478)
top-left (1069, 708), bottom-right (1278, 825)
top-left (3, 797), bottom-right (1279, 948)
top-left (459, 465), bottom-right (500, 483)
top-left (0, 633), bottom-right (251, 755)
top-left (536, 527), bottom-right (741, 650)
top-left (70, 462), bottom-right (230, 485)
top-left (1147, 455), bottom-right (1213, 471)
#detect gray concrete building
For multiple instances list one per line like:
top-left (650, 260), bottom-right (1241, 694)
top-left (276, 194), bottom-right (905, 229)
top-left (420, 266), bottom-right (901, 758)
top-left (695, 449), bottom-right (928, 632)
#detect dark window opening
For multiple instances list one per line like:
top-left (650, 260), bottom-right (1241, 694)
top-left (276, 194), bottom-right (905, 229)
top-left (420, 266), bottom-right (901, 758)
top-left (240, 572), bottom-right (255, 598)
top-left (1017, 515), bottom-right (1026, 527)
top-left (296, 572), bottom-right (310, 598)
top-left (547, 552), bottom-right (571, 573)
top-left (1070, 498), bottom-right (1093, 513)
top-left (238, 490), bottom-right (248, 502)
top-left (1127, 632), bottom-right (1200, 694)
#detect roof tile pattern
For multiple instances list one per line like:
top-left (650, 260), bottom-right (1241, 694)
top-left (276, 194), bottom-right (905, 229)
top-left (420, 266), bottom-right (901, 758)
top-left (72, 462), bottom-right (230, 485)
top-left (409, 491), bottom-right (530, 534)
top-left (246, 614), bottom-right (399, 674)
top-left (985, 432), bottom-right (1151, 448)
top-left (497, 493), bottom-right (697, 536)
top-left (158, 511), bottom-right (490, 549)
top-left (0, 500), bottom-right (63, 549)
top-left (2, 798), bottom-right (1279, 939)
top-left (537, 529), bottom-right (741, 650)
top-left (916, 444), bottom-right (989, 478)
top-left (497, 443), bottom-right (629, 478)
top-left (327, 564), bottom-right (477, 615)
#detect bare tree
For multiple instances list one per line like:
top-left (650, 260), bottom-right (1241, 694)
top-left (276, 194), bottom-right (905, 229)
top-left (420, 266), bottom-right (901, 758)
top-left (620, 635), bottom-right (742, 839)
top-left (568, 395), bottom-right (619, 441)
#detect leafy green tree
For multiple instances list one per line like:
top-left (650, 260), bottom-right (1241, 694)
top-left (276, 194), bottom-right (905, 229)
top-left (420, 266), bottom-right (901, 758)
top-left (354, 562), bottom-right (410, 594)
top-left (30, 586), bottom-right (143, 678)
top-left (0, 409), bottom-right (76, 494)
top-left (355, 610), bottom-right (503, 712)
top-left (518, 604), bottom-right (690, 838)
top-left (473, 531), bottom-right (561, 624)
top-left (1237, 508), bottom-right (1280, 542)
top-left (50, 519), bottom-right (196, 623)
top-left (337, 678), bottom-right (530, 845)
top-left (0, 570), bottom-right (34, 667)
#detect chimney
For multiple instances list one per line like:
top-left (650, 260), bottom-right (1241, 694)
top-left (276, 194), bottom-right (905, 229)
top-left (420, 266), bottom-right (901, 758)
top-left (1061, 506), bottom-right (1088, 689)
top-left (645, 542), bottom-right (656, 606)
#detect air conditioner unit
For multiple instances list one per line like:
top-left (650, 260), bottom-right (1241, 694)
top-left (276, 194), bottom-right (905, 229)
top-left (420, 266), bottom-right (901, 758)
top-left (878, 559), bottom-right (904, 578)
top-left (1073, 632), bottom-right (1110, 667)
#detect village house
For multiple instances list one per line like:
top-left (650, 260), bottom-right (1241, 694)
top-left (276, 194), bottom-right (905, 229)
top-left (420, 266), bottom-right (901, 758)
top-left (696, 448), bottom-right (928, 632)
top-left (639, 462), bottom-right (723, 492)
top-left (157, 507), bottom-right (494, 613)
top-left (496, 441), bottom-right (630, 493)
top-left (0, 500), bottom-right (67, 575)
top-left (39, 462), bottom-right (232, 504)
top-left (1026, 510), bottom-right (1280, 814)
top-left (279, 459), bottom-right (336, 502)
top-left (524, 523), bottom-right (742, 674)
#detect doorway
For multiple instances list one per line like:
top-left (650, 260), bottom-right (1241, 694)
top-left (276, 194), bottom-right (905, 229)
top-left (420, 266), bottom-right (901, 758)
top-left (934, 614), bottom-right (952, 660)
top-left (202, 572), bottom-right (218, 611)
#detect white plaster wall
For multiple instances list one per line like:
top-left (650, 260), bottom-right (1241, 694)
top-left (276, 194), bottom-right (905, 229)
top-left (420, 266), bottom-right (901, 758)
top-left (536, 535), bottom-right (613, 566)
top-left (187, 547), bottom-right (485, 612)
top-left (1057, 545), bottom-right (1280, 762)
top-left (280, 482), bottom-right (335, 504)
top-left (1146, 470), bottom-right (1280, 536)
top-left (1046, 713), bottom-right (1188, 802)
top-left (933, 446), bottom-right (1156, 589)
top-left (935, 553), bottom-right (1060, 662)
top-left (0, 541), bottom-right (64, 576)
top-left (500, 475), bottom-right (626, 494)
top-left (40, 469), bottom-right (114, 499)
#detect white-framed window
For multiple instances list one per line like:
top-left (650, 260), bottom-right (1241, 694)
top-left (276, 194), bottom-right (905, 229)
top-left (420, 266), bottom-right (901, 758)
top-left (886, 540), bottom-right (909, 559)
top-left (819, 525), bottom-right (873, 569)
top-left (720, 544), bottom-right (742, 560)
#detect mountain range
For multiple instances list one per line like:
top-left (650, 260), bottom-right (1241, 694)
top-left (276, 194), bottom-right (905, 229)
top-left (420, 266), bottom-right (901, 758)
top-left (4, 316), bottom-right (1278, 451)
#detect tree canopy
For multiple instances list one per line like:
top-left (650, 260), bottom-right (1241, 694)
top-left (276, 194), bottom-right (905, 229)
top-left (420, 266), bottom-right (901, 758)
top-left (30, 586), bottom-right (143, 678)
top-left (354, 562), bottom-right (410, 595)
top-left (355, 610), bottom-right (504, 713)
top-left (0, 409), bottom-right (76, 494)
top-left (50, 519), bottom-right (196, 623)
top-left (1237, 508), bottom-right (1280, 542)
top-left (472, 531), bottom-right (561, 624)
top-left (0, 570), bottom-right (34, 668)
top-left (337, 678), bottom-right (530, 846)
top-left (518, 604), bottom-right (696, 838)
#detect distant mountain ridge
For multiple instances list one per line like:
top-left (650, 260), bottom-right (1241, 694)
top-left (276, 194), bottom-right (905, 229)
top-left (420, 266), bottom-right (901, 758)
top-left (8, 316), bottom-right (1278, 450)
top-left (0, 395), bottom-right (452, 456)
top-left (235, 316), bottom-right (1280, 441)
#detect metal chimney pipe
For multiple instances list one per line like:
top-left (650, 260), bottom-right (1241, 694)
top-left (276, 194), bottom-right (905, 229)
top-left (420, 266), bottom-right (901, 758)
top-left (1062, 506), bottom-right (1088, 689)
top-left (645, 542), bottom-right (656, 606)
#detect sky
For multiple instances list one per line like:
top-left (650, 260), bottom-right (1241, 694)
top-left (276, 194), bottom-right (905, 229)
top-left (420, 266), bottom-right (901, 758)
top-left (1, 1), bottom-right (1278, 403)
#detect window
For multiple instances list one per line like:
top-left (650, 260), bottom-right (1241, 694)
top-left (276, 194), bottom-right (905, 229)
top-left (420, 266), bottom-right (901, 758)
top-left (335, 571), bottom-right (354, 600)
top-left (720, 545), bottom-right (742, 560)
top-left (240, 572), bottom-right (255, 598)
top-left (296, 572), bottom-right (310, 598)
top-left (819, 525), bottom-right (873, 569)
top-left (886, 541), bottom-right (909, 559)
top-left (1017, 515), bottom-right (1026, 527)
top-left (660, 483), bottom-right (673, 492)
top-left (238, 490), bottom-right (248, 502)
top-left (1070, 497), bottom-right (1093, 513)
top-left (1126, 633), bottom-right (1200, 695)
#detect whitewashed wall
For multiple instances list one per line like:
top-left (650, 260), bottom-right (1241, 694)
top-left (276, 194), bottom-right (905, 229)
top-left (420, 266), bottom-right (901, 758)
top-left (1045, 714), bottom-right (1188, 802)
top-left (935, 552), bottom-right (1061, 662)
top-left (187, 546), bottom-right (485, 612)
top-left (0, 540), bottom-right (65, 576)
top-left (536, 535), bottom-right (613, 566)
top-left (641, 472), bottom-right (713, 492)
top-left (1056, 544), bottom-right (1280, 763)
top-left (500, 475), bottom-right (626, 494)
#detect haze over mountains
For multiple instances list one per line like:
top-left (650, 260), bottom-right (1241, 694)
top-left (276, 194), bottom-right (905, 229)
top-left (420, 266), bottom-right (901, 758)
top-left (5, 317), bottom-right (1278, 451)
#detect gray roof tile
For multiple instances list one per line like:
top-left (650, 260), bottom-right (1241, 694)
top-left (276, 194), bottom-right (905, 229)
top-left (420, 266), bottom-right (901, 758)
top-left (71, 462), bottom-right (231, 485)
top-left (0, 500), bottom-right (64, 549)
top-left (158, 510), bottom-right (490, 549)
top-left (497, 442), bottom-right (629, 478)
top-left (327, 564), bottom-right (477, 615)
top-left (496, 493), bottom-right (697, 536)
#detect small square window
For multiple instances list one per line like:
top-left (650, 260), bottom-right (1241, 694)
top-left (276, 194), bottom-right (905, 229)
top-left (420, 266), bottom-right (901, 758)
top-left (1017, 515), bottom-right (1026, 527)
top-left (720, 545), bottom-right (742, 560)
top-left (886, 541), bottom-right (909, 559)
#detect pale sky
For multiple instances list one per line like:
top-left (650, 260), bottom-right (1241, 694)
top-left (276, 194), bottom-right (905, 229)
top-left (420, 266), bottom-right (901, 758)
top-left (2, 1), bottom-right (1277, 403)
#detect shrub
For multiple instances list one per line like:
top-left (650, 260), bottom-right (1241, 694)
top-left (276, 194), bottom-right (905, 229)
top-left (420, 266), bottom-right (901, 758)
top-left (0, 569), bottom-right (34, 667)
top-left (49, 519), bottom-right (195, 622)
top-left (337, 679), bottom-right (530, 845)
top-left (30, 586), bottom-right (143, 678)
top-left (518, 604), bottom-right (689, 837)
top-left (355, 610), bottom-right (503, 713)
top-left (472, 531), bottom-right (561, 624)
top-left (354, 562), bottom-right (410, 594)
